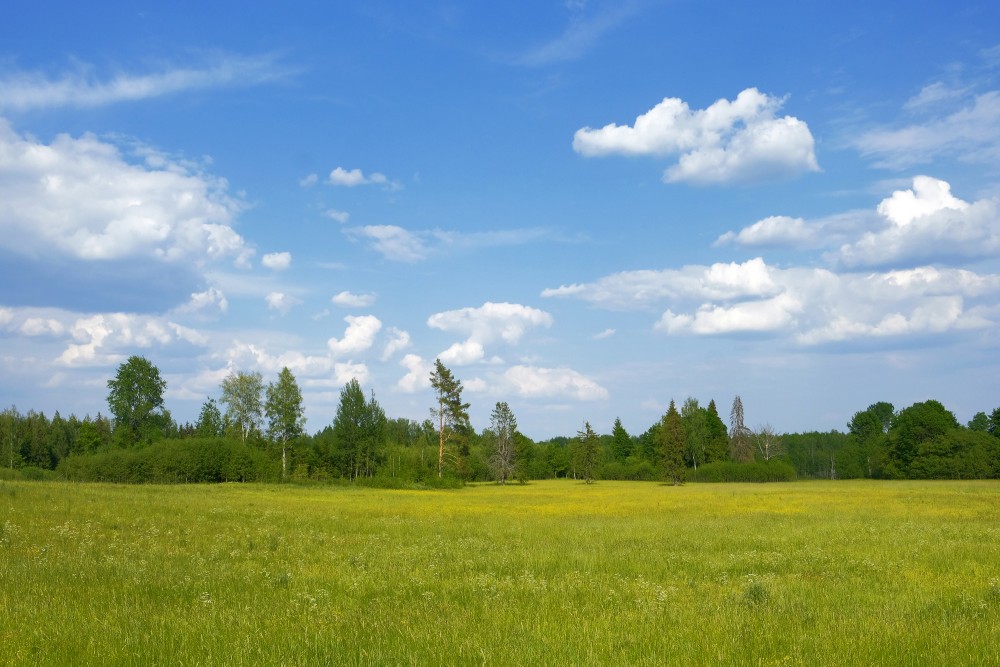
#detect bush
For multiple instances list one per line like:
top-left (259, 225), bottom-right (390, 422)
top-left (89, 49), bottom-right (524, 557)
top-left (688, 460), bottom-right (796, 483)
top-left (57, 438), bottom-right (279, 484)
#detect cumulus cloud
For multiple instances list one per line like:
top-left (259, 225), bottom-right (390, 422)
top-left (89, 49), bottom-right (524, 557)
top-left (542, 258), bottom-right (779, 310)
top-left (502, 365), bottom-right (609, 400)
top-left (327, 314), bottom-right (382, 357)
top-left (328, 166), bottom-right (401, 190)
top-left (265, 292), bottom-right (302, 315)
top-left (50, 311), bottom-right (207, 367)
top-left (175, 288), bottom-right (229, 315)
top-left (0, 53), bottom-right (289, 112)
top-left (331, 291), bottom-right (376, 308)
top-left (427, 302), bottom-right (554, 365)
top-left (832, 176), bottom-right (1000, 268)
top-left (548, 253), bottom-right (1000, 345)
top-left (381, 327), bottom-right (411, 361)
top-left (573, 88), bottom-right (819, 184)
top-left (261, 252), bottom-right (291, 270)
top-left (0, 119), bottom-right (254, 271)
top-left (397, 353), bottom-right (432, 393)
top-left (715, 216), bottom-right (814, 247)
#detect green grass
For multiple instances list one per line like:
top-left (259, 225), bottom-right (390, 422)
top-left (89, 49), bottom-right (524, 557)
top-left (1, 479), bottom-right (998, 665)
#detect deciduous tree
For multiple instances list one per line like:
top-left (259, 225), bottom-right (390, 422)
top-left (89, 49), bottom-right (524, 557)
top-left (106, 355), bottom-right (168, 447)
top-left (265, 367), bottom-right (306, 479)
top-left (220, 371), bottom-right (264, 446)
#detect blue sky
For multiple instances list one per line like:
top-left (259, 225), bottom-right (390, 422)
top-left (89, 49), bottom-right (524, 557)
top-left (1, 1), bottom-right (999, 439)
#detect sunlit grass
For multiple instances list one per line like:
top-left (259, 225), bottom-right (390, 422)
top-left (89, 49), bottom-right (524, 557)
top-left (1, 479), bottom-right (998, 665)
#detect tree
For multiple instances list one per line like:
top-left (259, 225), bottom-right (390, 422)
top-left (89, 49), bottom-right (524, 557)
top-left (753, 423), bottom-right (784, 461)
top-left (611, 417), bottom-right (632, 462)
top-left (487, 401), bottom-right (518, 485)
top-left (846, 402), bottom-right (894, 478)
top-left (888, 400), bottom-right (959, 475)
top-left (575, 421), bottom-right (600, 484)
top-left (704, 400), bottom-right (729, 463)
top-left (0, 406), bottom-right (23, 469)
top-left (106, 356), bottom-right (168, 447)
top-left (265, 367), bottom-right (306, 479)
top-left (331, 379), bottom-right (386, 479)
top-left (680, 398), bottom-right (707, 469)
top-left (429, 359), bottom-right (471, 478)
top-left (990, 407), bottom-right (1000, 437)
top-left (195, 398), bottom-right (224, 438)
top-left (968, 412), bottom-right (990, 432)
top-left (658, 400), bottom-right (686, 484)
top-left (220, 371), bottom-right (264, 446)
top-left (729, 395), bottom-right (753, 463)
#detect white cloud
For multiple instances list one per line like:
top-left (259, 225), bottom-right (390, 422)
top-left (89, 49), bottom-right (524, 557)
top-left (262, 252), bottom-right (292, 271)
top-left (0, 53), bottom-right (288, 112)
top-left (715, 216), bottom-right (814, 247)
top-left (175, 288), bottom-right (229, 315)
top-left (345, 225), bottom-right (428, 262)
top-left (593, 328), bottom-right (616, 340)
top-left (427, 302), bottom-right (553, 366)
top-left (327, 314), bottom-right (382, 357)
top-left (542, 257), bottom-right (779, 310)
top-left (833, 176), bottom-right (1000, 268)
top-left (0, 119), bottom-right (253, 268)
top-left (503, 365), bottom-right (609, 400)
top-left (657, 293), bottom-right (802, 335)
top-left (20, 318), bottom-right (65, 337)
top-left (331, 291), bottom-right (376, 308)
top-left (428, 302), bottom-right (554, 345)
top-left (52, 312), bottom-right (205, 367)
top-left (397, 353), bottom-right (432, 393)
top-left (381, 327), bottom-right (411, 361)
top-left (853, 90), bottom-right (1000, 168)
top-left (265, 292), bottom-right (302, 315)
top-left (439, 340), bottom-right (486, 365)
top-left (334, 361), bottom-right (371, 386)
top-left (328, 166), bottom-right (401, 190)
top-left (299, 173), bottom-right (319, 187)
top-left (324, 209), bottom-right (350, 223)
top-left (573, 88), bottom-right (819, 184)
top-left (517, 4), bottom-right (640, 66)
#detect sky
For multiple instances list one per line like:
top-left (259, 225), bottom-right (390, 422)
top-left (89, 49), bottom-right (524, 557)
top-left (1, 1), bottom-right (999, 440)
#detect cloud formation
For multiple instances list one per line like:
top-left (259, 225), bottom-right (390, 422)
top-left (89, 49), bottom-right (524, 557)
top-left (262, 252), bottom-right (291, 270)
top-left (331, 291), bottom-right (376, 308)
top-left (0, 53), bottom-right (289, 112)
top-left (573, 88), bottom-right (819, 184)
top-left (427, 302), bottom-right (554, 365)
top-left (328, 166), bottom-right (401, 190)
top-left (327, 314), bottom-right (382, 357)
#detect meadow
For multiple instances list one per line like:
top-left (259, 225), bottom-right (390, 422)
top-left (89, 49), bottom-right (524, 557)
top-left (1, 479), bottom-right (998, 666)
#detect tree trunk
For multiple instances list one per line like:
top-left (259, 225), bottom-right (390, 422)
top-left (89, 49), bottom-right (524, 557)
top-left (438, 399), bottom-right (444, 478)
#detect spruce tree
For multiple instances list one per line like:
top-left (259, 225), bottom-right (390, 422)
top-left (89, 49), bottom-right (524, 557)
top-left (658, 400), bottom-right (686, 485)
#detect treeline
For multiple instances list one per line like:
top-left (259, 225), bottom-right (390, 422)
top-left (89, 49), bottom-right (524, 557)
top-left (2, 356), bottom-right (999, 484)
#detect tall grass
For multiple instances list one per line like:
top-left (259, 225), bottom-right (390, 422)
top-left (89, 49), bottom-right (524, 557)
top-left (1, 479), bottom-right (998, 665)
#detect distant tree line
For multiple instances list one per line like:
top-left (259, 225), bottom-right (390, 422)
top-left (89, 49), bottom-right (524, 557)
top-left (2, 355), bottom-right (999, 484)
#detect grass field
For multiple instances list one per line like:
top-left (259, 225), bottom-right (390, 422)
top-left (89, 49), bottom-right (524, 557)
top-left (1, 479), bottom-right (998, 665)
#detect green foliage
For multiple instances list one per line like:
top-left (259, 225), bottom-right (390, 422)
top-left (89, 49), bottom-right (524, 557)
top-left (106, 356), bottom-right (168, 447)
top-left (610, 417), bottom-right (631, 462)
top-left (703, 399), bottom-right (729, 463)
top-left (657, 400), bottom-right (686, 484)
top-left (574, 421), bottom-right (600, 483)
top-left (195, 398), bottom-right (224, 438)
top-left (687, 460), bottom-right (797, 483)
top-left (330, 379), bottom-right (387, 480)
top-left (889, 400), bottom-right (960, 474)
top-left (680, 397), bottom-right (708, 468)
top-left (220, 371), bottom-right (264, 446)
top-left (429, 359), bottom-right (471, 478)
top-left (265, 367), bottom-right (306, 478)
top-left (57, 437), bottom-right (278, 483)
top-left (486, 401), bottom-right (518, 484)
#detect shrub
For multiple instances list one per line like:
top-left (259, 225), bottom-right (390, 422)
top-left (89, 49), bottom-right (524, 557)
top-left (688, 460), bottom-right (796, 483)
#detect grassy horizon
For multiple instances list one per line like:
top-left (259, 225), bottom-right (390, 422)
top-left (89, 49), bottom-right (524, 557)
top-left (1, 479), bottom-right (998, 665)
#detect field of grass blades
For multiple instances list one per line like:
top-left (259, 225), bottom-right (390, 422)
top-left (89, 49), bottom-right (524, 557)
top-left (1, 479), bottom-right (998, 665)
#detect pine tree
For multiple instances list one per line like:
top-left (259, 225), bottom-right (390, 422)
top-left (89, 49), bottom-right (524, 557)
top-left (429, 359), bottom-right (471, 478)
top-left (729, 395), bottom-right (753, 463)
top-left (575, 421), bottom-right (600, 484)
top-left (658, 400), bottom-right (686, 484)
